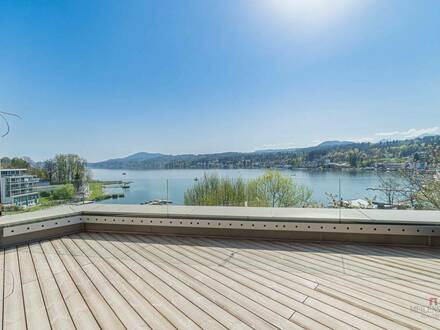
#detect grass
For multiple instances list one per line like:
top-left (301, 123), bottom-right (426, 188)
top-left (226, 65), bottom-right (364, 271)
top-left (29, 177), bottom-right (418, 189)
top-left (4, 182), bottom-right (115, 215)
top-left (3, 197), bottom-right (66, 215)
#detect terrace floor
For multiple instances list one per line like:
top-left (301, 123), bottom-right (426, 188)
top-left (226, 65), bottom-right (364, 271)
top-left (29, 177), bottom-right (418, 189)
top-left (1, 233), bottom-right (440, 329)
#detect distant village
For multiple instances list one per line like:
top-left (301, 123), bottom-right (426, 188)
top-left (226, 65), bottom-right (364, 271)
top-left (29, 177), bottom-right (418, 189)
top-left (89, 135), bottom-right (440, 172)
top-left (298, 151), bottom-right (432, 172)
top-left (185, 154), bottom-right (434, 172)
top-left (181, 150), bottom-right (436, 172)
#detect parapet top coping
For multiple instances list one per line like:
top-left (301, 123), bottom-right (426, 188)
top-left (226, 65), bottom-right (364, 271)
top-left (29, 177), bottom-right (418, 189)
top-left (1, 205), bottom-right (82, 228)
top-left (1, 204), bottom-right (440, 228)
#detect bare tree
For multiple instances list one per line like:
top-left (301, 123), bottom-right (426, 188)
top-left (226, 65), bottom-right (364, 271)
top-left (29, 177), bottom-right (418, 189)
top-left (0, 111), bottom-right (21, 216)
top-left (0, 111), bottom-right (21, 137)
top-left (400, 147), bottom-right (440, 209)
top-left (367, 174), bottom-right (409, 207)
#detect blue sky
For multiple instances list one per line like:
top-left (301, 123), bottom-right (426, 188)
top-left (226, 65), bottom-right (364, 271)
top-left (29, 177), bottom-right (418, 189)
top-left (1, 0), bottom-right (439, 162)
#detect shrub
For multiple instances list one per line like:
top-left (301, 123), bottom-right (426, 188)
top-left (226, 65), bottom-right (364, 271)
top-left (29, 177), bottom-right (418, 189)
top-left (51, 184), bottom-right (75, 200)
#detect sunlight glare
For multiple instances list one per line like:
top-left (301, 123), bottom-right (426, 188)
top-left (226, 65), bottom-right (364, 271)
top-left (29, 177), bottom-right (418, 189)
top-left (256, 0), bottom-right (370, 34)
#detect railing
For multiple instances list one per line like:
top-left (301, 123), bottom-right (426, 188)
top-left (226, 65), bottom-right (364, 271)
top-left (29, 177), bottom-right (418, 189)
top-left (1, 204), bottom-right (440, 248)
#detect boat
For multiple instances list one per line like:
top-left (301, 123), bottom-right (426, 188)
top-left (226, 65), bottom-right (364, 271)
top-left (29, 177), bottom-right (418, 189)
top-left (122, 172), bottom-right (127, 175)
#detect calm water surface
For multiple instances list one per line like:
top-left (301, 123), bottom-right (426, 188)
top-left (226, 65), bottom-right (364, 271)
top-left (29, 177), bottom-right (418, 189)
top-left (90, 168), bottom-right (391, 205)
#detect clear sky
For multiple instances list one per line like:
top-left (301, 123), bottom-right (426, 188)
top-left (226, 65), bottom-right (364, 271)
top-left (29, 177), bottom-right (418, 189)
top-left (1, 0), bottom-right (439, 162)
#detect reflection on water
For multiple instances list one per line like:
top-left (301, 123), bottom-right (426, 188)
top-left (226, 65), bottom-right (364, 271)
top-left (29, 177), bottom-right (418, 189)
top-left (90, 168), bottom-right (393, 205)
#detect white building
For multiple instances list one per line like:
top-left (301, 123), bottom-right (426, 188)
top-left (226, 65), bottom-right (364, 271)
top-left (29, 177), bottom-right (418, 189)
top-left (0, 169), bottom-right (39, 207)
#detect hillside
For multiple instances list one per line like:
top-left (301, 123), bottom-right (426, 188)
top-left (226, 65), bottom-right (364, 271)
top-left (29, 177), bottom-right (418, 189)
top-left (88, 136), bottom-right (440, 170)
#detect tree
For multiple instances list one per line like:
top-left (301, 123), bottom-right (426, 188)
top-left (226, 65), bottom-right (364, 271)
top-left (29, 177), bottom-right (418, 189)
top-left (368, 174), bottom-right (406, 206)
top-left (0, 111), bottom-right (21, 137)
top-left (0, 111), bottom-right (21, 216)
top-left (348, 149), bottom-right (363, 167)
top-left (1, 157), bottom-right (29, 169)
top-left (247, 170), bottom-right (312, 207)
top-left (51, 185), bottom-right (75, 200)
top-left (43, 154), bottom-right (89, 194)
top-left (184, 170), bottom-right (313, 208)
top-left (400, 146), bottom-right (440, 209)
top-left (184, 174), bottom-right (247, 206)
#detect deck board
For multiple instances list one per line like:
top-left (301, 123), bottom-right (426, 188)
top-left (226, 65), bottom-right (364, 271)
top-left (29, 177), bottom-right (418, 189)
top-left (39, 240), bottom-right (100, 329)
top-left (98, 233), bottom-right (229, 330)
top-left (3, 248), bottom-right (26, 330)
top-left (242, 240), bottom-right (438, 318)
top-left (190, 237), bottom-right (413, 329)
top-left (50, 239), bottom-right (126, 329)
top-left (137, 234), bottom-right (333, 330)
top-left (148, 235), bottom-right (351, 330)
top-left (82, 233), bottom-right (200, 329)
top-left (183, 237), bottom-right (394, 329)
top-left (68, 235), bottom-right (175, 329)
top-left (29, 242), bottom-right (76, 329)
top-left (1, 233), bottom-right (440, 329)
top-left (60, 237), bottom-right (150, 329)
top-left (17, 245), bottom-right (51, 329)
top-left (115, 233), bottom-right (292, 329)
top-left (214, 238), bottom-right (440, 329)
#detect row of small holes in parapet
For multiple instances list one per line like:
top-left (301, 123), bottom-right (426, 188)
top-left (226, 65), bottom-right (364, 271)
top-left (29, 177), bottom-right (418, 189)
top-left (86, 217), bottom-right (291, 228)
top-left (9, 219), bottom-right (73, 233)
top-left (80, 217), bottom-right (437, 234)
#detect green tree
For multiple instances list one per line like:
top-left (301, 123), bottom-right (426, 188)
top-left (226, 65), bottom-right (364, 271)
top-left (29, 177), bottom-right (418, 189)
top-left (247, 170), bottom-right (312, 207)
top-left (43, 154), bottom-right (88, 191)
top-left (348, 149), bottom-right (363, 167)
top-left (184, 170), bottom-right (313, 208)
top-left (51, 184), bottom-right (75, 200)
top-left (184, 174), bottom-right (246, 206)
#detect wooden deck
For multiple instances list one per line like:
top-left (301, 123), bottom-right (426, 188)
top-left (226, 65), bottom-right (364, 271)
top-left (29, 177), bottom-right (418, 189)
top-left (1, 233), bottom-right (440, 329)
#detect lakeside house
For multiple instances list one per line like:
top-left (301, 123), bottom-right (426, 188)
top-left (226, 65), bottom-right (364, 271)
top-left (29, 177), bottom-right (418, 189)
top-left (374, 158), bottom-right (429, 171)
top-left (0, 168), bottom-right (40, 207)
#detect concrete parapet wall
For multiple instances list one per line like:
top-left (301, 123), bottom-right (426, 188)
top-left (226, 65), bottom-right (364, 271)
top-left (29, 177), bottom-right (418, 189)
top-left (1, 204), bottom-right (440, 247)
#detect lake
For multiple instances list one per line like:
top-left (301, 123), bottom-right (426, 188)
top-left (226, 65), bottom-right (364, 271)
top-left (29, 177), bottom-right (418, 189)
top-left (90, 168), bottom-right (393, 206)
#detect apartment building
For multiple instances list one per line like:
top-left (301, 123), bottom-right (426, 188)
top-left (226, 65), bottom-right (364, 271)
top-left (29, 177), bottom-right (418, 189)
top-left (0, 168), bottom-right (39, 206)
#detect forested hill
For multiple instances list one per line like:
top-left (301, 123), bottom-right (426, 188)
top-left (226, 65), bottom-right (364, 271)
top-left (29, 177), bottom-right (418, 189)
top-left (88, 136), bottom-right (440, 170)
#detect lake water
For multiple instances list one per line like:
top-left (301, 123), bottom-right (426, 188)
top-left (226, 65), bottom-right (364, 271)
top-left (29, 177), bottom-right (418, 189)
top-left (90, 168), bottom-right (392, 206)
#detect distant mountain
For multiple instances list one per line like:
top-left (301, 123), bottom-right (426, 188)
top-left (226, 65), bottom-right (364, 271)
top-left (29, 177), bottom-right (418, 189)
top-left (21, 156), bottom-right (37, 167)
top-left (89, 152), bottom-right (168, 169)
top-left (316, 141), bottom-right (354, 148)
top-left (87, 140), bottom-right (356, 170)
top-left (254, 148), bottom-right (298, 154)
top-left (254, 141), bottom-right (353, 154)
top-left (121, 152), bottom-right (165, 161)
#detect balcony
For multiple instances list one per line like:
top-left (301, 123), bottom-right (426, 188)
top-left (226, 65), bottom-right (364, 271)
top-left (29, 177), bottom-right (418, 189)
top-left (0, 205), bottom-right (439, 328)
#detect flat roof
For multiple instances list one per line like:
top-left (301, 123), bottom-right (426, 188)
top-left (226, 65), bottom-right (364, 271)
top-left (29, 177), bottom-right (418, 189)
top-left (2, 232), bottom-right (440, 329)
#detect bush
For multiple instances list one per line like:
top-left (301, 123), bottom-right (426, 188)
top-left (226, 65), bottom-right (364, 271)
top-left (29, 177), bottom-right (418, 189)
top-left (4, 205), bottom-right (22, 212)
top-left (39, 191), bottom-right (51, 198)
top-left (51, 184), bottom-right (75, 200)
